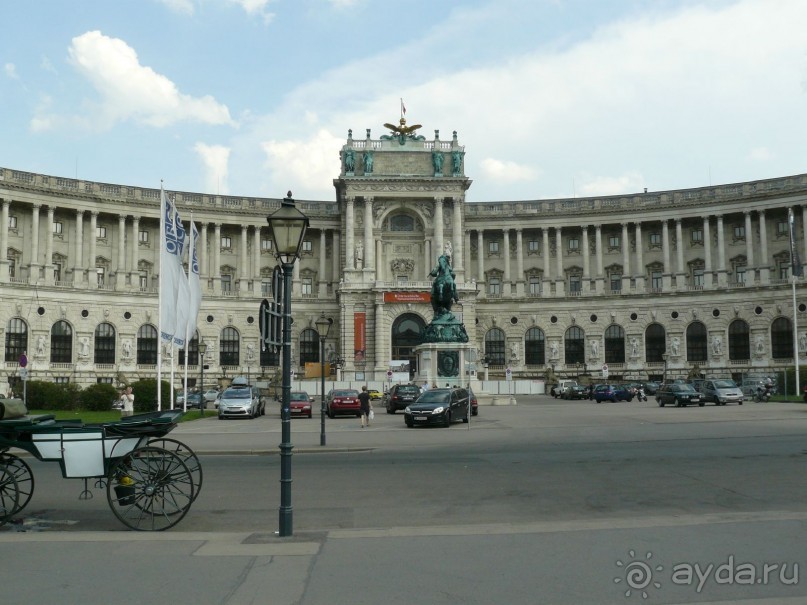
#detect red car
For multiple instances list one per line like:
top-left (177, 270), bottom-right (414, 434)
top-left (326, 389), bottom-right (361, 418)
top-left (290, 391), bottom-right (313, 418)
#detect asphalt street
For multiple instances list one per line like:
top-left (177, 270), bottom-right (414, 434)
top-left (1, 396), bottom-right (806, 604)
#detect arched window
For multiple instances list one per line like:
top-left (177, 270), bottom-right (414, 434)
top-left (771, 317), bottom-right (793, 359)
top-left (94, 322), bottom-right (116, 364)
top-left (137, 324), bottom-right (158, 365)
top-left (178, 332), bottom-right (200, 366)
top-left (525, 327), bottom-right (545, 365)
top-left (644, 323), bottom-right (665, 362)
top-left (389, 214), bottom-right (415, 232)
top-left (564, 326), bottom-right (585, 364)
top-left (220, 327), bottom-right (240, 366)
top-left (485, 328), bottom-right (506, 365)
top-left (299, 329), bottom-right (319, 365)
top-left (5, 318), bottom-right (28, 362)
top-left (686, 321), bottom-right (707, 362)
top-left (604, 324), bottom-right (625, 364)
top-left (50, 320), bottom-right (73, 363)
top-left (728, 319), bottom-right (750, 361)
top-left (391, 314), bottom-right (426, 374)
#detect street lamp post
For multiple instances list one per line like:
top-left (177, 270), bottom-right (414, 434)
top-left (662, 352), bottom-right (668, 385)
top-left (267, 191), bottom-right (309, 538)
top-left (198, 342), bottom-right (208, 417)
top-left (315, 313), bottom-right (332, 447)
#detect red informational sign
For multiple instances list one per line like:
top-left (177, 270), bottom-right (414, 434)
top-left (354, 312), bottom-right (366, 363)
top-left (383, 291), bottom-right (430, 304)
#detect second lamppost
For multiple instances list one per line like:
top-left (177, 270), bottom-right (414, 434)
top-left (198, 342), bottom-right (208, 417)
top-left (267, 191), bottom-right (309, 538)
top-left (315, 313), bottom-right (331, 446)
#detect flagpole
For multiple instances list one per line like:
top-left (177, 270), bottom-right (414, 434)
top-left (157, 183), bottom-right (165, 411)
top-left (793, 275), bottom-right (799, 399)
top-left (789, 207), bottom-right (802, 400)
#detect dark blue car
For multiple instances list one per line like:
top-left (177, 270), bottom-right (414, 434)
top-left (593, 384), bottom-right (634, 403)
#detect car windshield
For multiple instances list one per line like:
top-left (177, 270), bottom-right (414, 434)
top-left (332, 390), bottom-right (358, 398)
top-left (674, 385), bottom-right (696, 392)
top-left (417, 390), bottom-right (451, 403)
top-left (222, 388), bottom-right (251, 399)
top-left (713, 380), bottom-right (736, 388)
top-left (290, 392), bottom-right (309, 401)
top-left (398, 386), bottom-right (420, 394)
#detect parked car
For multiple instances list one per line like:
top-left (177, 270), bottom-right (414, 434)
top-left (326, 389), bottom-right (361, 418)
top-left (218, 377), bottom-right (264, 419)
top-left (656, 383), bottom-right (703, 407)
top-left (593, 384), bottom-right (634, 403)
top-left (688, 378), bottom-right (706, 393)
top-left (700, 379), bottom-right (743, 406)
top-left (561, 384), bottom-right (588, 400)
top-left (367, 388), bottom-right (384, 400)
top-left (289, 390), bottom-right (313, 418)
top-left (550, 380), bottom-right (578, 398)
top-left (642, 381), bottom-right (660, 396)
top-left (203, 389), bottom-right (220, 403)
top-left (468, 387), bottom-right (479, 416)
top-left (404, 387), bottom-right (470, 428)
top-left (383, 384), bottom-right (422, 414)
top-left (184, 392), bottom-right (203, 409)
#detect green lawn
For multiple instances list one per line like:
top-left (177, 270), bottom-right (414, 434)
top-left (27, 409), bottom-right (216, 423)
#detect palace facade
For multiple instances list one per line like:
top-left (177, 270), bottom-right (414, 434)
top-left (1, 122), bottom-right (806, 392)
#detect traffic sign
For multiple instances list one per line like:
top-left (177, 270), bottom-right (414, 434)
top-left (387, 370), bottom-right (393, 381)
top-left (506, 367), bottom-right (512, 381)
top-left (19, 368), bottom-right (29, 381)
top-left (602, 363), bottom-right (609, 378)
top-left (19, 353), bottom-right (27, 368)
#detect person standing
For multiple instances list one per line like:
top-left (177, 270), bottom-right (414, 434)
top-left (358, 385), bottom-right (372, 428)
top-left (121, 386), bottom-right (135, 417)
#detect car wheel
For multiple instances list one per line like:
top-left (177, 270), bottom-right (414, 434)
top-left (387, 406), bottom-right (395, 414)
top-left (699, 402), bottom-right (705, 407)
top-left (658, 400), bottom-right (665, 407)
top-left (405, 419), bottom-right (413, 428)
top-left (739, 401), bottom-right (743, 405)
top-left (327, 407), bottom-right (334, 419)
top-left (472, 408), bottom-right (478, 416)
top-left (462, 412), bottom-right (469, 423)
top-left (675, 398), bottom-right (683, 407)
top-left (308, 412), bottom-right (313, 418)
top-left (218, 415), bottom-right (224, 420)
top-left (444, 411), bottom-right (451, 427)
top-left (627, 396), bottom-right (634, 402)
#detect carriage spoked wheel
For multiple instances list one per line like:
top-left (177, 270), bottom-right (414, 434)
top-left (0, 453), bottom-right (34, 515)
top-left (106, 446), bottom-right (194, 531)
top-left (146, 438), bottom-right (203, 502)
top-left (0, 465), bottom-right (20, 526)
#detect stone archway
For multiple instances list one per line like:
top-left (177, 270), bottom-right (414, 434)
top-left (391, 313), bottom-right (427, 377)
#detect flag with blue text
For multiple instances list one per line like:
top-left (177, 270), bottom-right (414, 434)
top-left (789, 208), bottom-right (803, 277)
top-left (159, 188), bottom-right (188, 344)
top-left (186, 221), bottom-right (202, 345)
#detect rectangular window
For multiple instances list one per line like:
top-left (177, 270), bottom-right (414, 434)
top-left (734, 225), bottom-right (745, 239)
top-left (221, 274), bottom-right (232, 292)
top-left (261, 279), bottom-right (271, 296)
top-left (569, 275), bottom-right (581, 292)
top-left (736, 267), bottom-right (746, 283)
top-left (649, 233), bottom-right (661, 246)
top-left (302, 277), bottom-right (313, 295)
top-left (609, 235), bottom-right (620, 248)
top-left (693, 269), bottom-right (704, 287)
top-left (529, 277), bottom-right (541, 294)
top-left (488, 241), bottom-right (500, 254)
top-left (302, 240), bottom-right (312, 252)
top-left (781, 264), bottom-right (791, 280)
top-left (54, 377), bottom-right (70, 384)
top-left (568, 238), bottom-right (579, 251)
top-left (53, 263), bottom-right (62, 282)
top-left (96, 226), bottom-right (107, 238)
top-left (528, 240), bottom-right (539, 252)
top-left (221, 236), bottom-right (232, 249)
top-left (96, 267), bottom-right (105, 286)
top-left (9, 216), bottom-right (17, 229)
top-left (139, 274), bottom-right (148, 289)
top-left (651, 271), bottom-right (663, 289)
top-left (397, 275), bottom-right (408, 284)
top-left (261, 239), bottom-right (273, 251)
top-left (610, 273), bottom-right (622, 291)
top-left (96, 377), bottom-right (115, 384)
top-left (777, 220), bottom-right (788, 236)
top-left (488, 277), bottom-right (501, 295)
top-left (691, 229), bottom-right (703, 243)
top-left (53, 221), bottom-right (63, 235)
top-left (139, 230), bottom-right (149, 243)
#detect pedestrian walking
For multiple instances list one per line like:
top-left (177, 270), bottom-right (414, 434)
top-left (358, 385), bottom-right (372, 428)
top-left (120, 386), bottom-right (135, 417)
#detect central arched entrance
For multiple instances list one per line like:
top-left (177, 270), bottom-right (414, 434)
top-left (391, 313), bottom-right (427, 378)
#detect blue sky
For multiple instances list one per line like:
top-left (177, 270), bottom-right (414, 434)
top-left (2, 0), bottom-right (807, 203)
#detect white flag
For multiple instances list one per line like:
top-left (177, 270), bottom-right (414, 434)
top-left (159, 188), bottom-right (187, 344)
top-left (186, 221), bottom-right (202, 344)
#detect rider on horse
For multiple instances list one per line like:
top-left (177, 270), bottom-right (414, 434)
top-left (429, 248), bottom-right (458, 317)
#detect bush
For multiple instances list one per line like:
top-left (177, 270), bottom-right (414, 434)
top-left (24, 380), bottom-right (80, 411)
top-left (80, 383), bottom-right (119, 411)
top-left (130, 379), bottom-right (172, 413)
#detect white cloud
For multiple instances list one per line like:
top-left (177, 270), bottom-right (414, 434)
top-left (65, 30), bottom-right (234, 130)
top-left (228, 0), bottom-right (275, 24)
top-left (194, 143), bottom-right (231, 194)
top-left (748, 147), bottom-right (772, 162)
top-left (479, 158), bottom-right (538, 183)
top-left (4, 63), bottom-right (18, 79)
top-left (577, 172), bottom-right (645, 197)
top-left (261, 129), bottom-right (344, 199)
top-left (155, 0), bottom-right (195, 15)
top-left (39, 56), bottom-right (56, 74)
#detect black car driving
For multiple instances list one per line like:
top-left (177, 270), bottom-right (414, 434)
top-left (404, 387), bottom-right (470, 428)
top-left (384, 383), bottom-right (422, 414)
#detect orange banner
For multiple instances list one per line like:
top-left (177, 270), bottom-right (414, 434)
top-left (354, 312), bottom-right (366, 363)
top-left (383, 291), bottom-right (430, 303)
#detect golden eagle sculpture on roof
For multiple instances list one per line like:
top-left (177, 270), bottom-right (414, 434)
top-left (381, 117), bottom-right (426, 145)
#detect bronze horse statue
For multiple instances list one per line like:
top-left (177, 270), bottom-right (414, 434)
top-left (429, 253), bottom-right (458, 317)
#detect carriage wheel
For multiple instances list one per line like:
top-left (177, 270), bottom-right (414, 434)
top-left (147, 438), bottom-right (203, 501)
top-left (106, 446), bottom-right (194, 531)
top-left (0, 466), bottom-right (20, 526)
top-left (0, 454), bottom-right (34, 514)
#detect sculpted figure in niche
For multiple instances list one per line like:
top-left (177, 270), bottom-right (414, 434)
top-left (755, 335), bottom-right (765, 354)
top-left (79, 337), bottom-right (90, 358)
top-left (122, 339), bottom-right (132, 359)
top-left (630, 338), bottom-right (639, 356)
top-left (355, 241), bottom-right (364, 266)
top-left (432, 151), bottom-right (444, 173)
top-left (590, 339), bottom-right (599, 357)
top-left (363, 150), bottom-right (374, 174)
top-left (670, 337), bottom-right (680, 357)
top-left (36, 335), bottom-right (46, 357)
top-left (799, 332), bottom-right (807, 353)
top-left (711, 335), bottom-right (722, 355)
top-left (510, 342), bottom-right (520, 360)
top-left (343, 149), bottom-right (355, 172)
top-left (550, 341), bottom-right (559, 359)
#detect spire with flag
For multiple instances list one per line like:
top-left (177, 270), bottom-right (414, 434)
top-left (401, 98), bottom-right (406, 118)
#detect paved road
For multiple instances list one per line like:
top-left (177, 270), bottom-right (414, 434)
top-left (2, 397), bottom-right (806, 604)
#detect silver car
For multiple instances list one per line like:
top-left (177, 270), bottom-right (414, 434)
top-left (700, 379), bottom-right (744, 406)
top-left (217, 381), bottom-right (264, 419)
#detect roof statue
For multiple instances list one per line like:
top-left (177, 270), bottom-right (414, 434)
top-left (381, 117), bottom-right (426, 145)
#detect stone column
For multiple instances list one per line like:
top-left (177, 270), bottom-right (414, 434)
top-left (253, 225), bottom-right (261, 296)
top-left (115, 214), bottom-right (126, 290)
top-left (73, 210), bottom-right (84, 285)
top-left (375, 239), bottom-right (383, 282)
top-left (201, 223), bottom-right (209, 278)
top-left (542, 227), bottom-right (551, 296)
top-left (434, 198), bottom-right (444, 259)
top-left (802, 206), bottom-right (807, 271)
top-left (89, 212), bottom-right (97, 286)
top-left (581, 225), bottom-right (590, 286)
top-left (661, 220), bottom-right (672, 290)
top-left (213, 223), bottom-right (222, 292)
top-left (464, 229), bottom-right (472, 284)
top-left (240, 225), bottom-right (249, 288)
top-left (477, 230), bottom-right (485, 283)
top-left (130, 216), bottom-right (140, 288)
top-left (622, 222), bottom-right (631, 291)
top-left (374, 302), bottom-right (384, 375)
top-left (425, 239), bottom-right (432, 279)
top-left (675, 219), bottom-right (685, 290)
top-left (515, 228), bottom-right (524, 296)
top-left (364, 197), bottom-right (374, 275)
top-left (332, 231), bottom-right (340, 286)
top-left (744, 211), bottom-right (755, 285)
top-left (716, 215), bottom-right (727, 286)
top-left (0, 200), bottom-right (9, 281)
top-left (703, 216), bottom-right (712, 287)
top-left (29, 204), bottom-right (41, 282)
top-left (453, 197), bottom-right (464, 279)
top-left (758, 211), bottom-right (770, 284)
top-left (319, 230), bottom-right (327, 293)
top-left (45, 207), bottom-right (55, 284)
top-left (634, 222), bottom-right (645, 292)
top-left (345, 197), bottom-right (355, 270)
top-left (503, 228), bottom-right (511, 286)
top-left (555, 227), bottom-right (564, 296)
top-left (594, 225), bottom-right (603, 293)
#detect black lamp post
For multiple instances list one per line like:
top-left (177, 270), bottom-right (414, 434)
top-left (662, 352), bottom-right (668, 385)
top-left (267, 191), bottom-right (309, 538)
top-left (315, 313), bottom-right (331, 446)
top-left (198, 342), bottom-right (208, 417)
